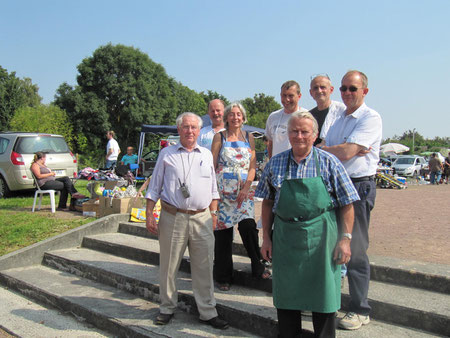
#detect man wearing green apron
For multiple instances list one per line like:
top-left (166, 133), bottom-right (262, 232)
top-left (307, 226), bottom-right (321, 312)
top-left (255, 111), bottom-right (359, 337)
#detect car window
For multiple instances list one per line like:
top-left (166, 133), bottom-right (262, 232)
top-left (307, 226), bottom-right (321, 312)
top-left (395, 158), bottom-right (414, 165)
top-left (0, 137), bottom-right (10, 154)
top-left (15, 136), bottom-right (70, 154)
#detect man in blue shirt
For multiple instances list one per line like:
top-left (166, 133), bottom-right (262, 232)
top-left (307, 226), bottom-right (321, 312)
top-left (256, 111), bottom-right (359, 337)
top-left (120, 146), bottom-right (138, 166)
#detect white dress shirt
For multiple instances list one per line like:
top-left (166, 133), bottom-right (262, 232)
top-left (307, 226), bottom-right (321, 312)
top-left (325, 103), bottom-right (382, 178)
top-left (145, 143), bottom-right (219, 210)
top-left (319, 101), bottom-right (347, 140)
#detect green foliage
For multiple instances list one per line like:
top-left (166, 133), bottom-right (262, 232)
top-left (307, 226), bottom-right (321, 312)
top-left (9, 104), bottom-right (75, 148)
top-left (241, 93), bottom-right (281, 129)
top-left (55, 44), bottom-right (207, 155)
top-left (383, 129), bottom-right (449, 155)
top-left (0, 65), bottom-right (42, 131)
top-left (0, 180), bottom-right (93, 256)
top-left (199, 90), bottom-right (230, 107)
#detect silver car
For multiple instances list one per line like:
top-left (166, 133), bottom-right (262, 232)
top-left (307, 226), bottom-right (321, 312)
top-left (391, 155), bottom-right (427, 177)
top-left (0, 132), bottom-right (78, 197)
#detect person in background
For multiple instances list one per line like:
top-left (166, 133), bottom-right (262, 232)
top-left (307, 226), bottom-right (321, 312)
top-left (105, 131), bottom-right (120, 169)
top-left (211, 102), bottom-right (269, 292)
top-left (428, 153), bottom-right (443, 185)
top-left (120, 146), bottom-right (138, 166)
top-left (145, 112), bottom-right (228, 330)
top-left (30, 151), bottom-right (83, 211)
top-left (265, 81), bottom-right (309, 158)
top-left (444, 152), bottom-right (450, 184)
top-left (309, 74), bottom-right (346, 146)
top-left (320, 70), bottom-right (382, 331)
top-left (198, 99), bottom-right (226, 150)
top-left (256, 111), bottom-right (359, 337)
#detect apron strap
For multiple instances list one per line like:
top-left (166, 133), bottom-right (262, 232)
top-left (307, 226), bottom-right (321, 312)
top-left (283, 148), bottom-right (322, 179)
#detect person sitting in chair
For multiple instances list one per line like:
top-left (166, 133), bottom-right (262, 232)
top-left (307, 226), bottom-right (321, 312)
top-left (30, 151), bottom-right (83, 211)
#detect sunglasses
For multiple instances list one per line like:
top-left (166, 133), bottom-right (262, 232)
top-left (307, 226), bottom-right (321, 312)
top-left (339, 86), bottom-right (361, 92)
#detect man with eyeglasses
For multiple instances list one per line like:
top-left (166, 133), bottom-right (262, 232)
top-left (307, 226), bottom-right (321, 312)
top-left (145, 112), bottom-right (229, 330)
top-left (256, 111), bottom-right (359, 337)
top-left (265, 80), bottom-right (309, 158)
top-left (320, 70), bottom-right (382, 331)
top-left (309, 75), bottom-right (346, 146)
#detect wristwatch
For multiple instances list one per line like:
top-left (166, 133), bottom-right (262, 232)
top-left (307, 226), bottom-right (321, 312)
top-left (341, 233), bottom-right (352, 240)
top-left (210, 210), bottom-right (218, 216)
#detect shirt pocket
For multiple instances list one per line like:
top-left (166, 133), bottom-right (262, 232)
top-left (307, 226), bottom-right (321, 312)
top-left (200, 165), bottom-right (211, 178)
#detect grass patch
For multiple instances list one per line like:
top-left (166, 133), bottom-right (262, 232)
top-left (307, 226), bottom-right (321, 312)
top-left (0, 180), bottom-right (94, 256)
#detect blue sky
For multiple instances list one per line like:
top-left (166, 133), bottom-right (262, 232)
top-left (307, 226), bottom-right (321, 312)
top-left (1, 0), bottom-right (449, 139)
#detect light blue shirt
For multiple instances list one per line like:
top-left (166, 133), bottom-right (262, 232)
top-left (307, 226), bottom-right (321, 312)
top-left (325, 103), bottom-right (382, 178)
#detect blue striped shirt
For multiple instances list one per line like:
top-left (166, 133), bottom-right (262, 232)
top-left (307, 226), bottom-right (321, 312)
top-left (255, 147), bottom-right (359, 212)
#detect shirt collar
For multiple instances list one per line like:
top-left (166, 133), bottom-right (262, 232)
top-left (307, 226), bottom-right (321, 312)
top-left (289, 147), bottom-right (314, 165)
top-left (347, 102), bottom-right (367, 119)
top-left (176, 142), bottom-right (202, 153)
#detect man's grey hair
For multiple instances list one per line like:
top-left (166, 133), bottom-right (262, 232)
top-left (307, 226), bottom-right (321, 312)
top-left (176, 112), bottom-right (203, 129)
top-left (287, 111), bottom-right (319, 136)
top-left (223, 102), bottom-right (248, 128)
top-left (343, 70), bottom-right (368, 88)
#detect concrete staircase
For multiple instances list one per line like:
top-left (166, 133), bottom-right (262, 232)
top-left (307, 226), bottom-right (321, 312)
top-left (0, 214), bottom-right (449, 337)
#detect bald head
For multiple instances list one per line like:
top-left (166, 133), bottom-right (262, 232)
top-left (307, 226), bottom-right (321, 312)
top-left (208, 99), bottom-right (225, 129)
top-left (310, 76), bottom-right (334, 110)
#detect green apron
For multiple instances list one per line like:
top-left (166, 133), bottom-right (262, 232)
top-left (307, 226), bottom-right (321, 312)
top-left (272, 148), bottom-right (341, 313)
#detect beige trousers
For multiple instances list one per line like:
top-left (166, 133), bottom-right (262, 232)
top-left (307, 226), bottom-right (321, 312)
top-left (158, 208), bottom-right (218, 320)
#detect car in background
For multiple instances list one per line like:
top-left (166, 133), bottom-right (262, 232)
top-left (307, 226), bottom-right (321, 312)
top-left (0, 132), bottom-right (77, 197)
top-left (391, 155), bottom-right (427, 177)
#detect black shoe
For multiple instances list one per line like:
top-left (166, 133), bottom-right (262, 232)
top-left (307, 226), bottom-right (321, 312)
top-left (200, 316), bottom-right (229, 330)
top-left (155, 313), bottom-right (173, 325)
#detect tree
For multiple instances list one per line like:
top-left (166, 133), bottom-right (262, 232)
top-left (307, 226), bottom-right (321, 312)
top-left (9, 104), bottom-right (74, 148)
top-left (241, 93), bottom-right (281, 129)
top-left (199, 90), bottom-right (230, 107)
top-left (55, 44), bottom-right (179, 151)
top-left (55, 44), bottom-right (207, 153)
top-left (0, 66), bottom-right (41, 131)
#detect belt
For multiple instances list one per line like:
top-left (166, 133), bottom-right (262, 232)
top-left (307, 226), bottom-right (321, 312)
top-left (161, 200), bottom-right (206, 216)
top-left (351, 175), bottom-right (375, 183)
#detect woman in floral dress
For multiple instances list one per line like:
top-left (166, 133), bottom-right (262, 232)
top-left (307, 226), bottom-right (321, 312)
top-left (211, 102), bottom-right (270, 291)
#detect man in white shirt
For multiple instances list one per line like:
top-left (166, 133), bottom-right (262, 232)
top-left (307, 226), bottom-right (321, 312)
top-left (265, 81), bottom-right (309, 158)
top-left (309, 75), bottom-right (346, 146)
top-left (321, 70), bottom-right (382, 331)
top-left (198, 99), bottom-right (226, 150)
top-left (145, 112), bottom-right (229, 330)
top-left (105, 131), bottom-right (120, 169)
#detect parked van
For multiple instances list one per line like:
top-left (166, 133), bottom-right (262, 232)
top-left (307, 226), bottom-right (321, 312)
top-left (0, 132), bottom-right (77, 197)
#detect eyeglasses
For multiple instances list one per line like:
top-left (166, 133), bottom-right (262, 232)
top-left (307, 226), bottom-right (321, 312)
top-left (339, 86), bottom-right (361, 92)
top-left (289, 130), bottom-right (312, 137)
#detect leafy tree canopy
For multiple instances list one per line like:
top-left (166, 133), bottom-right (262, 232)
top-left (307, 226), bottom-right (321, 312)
top-left (9, 104), bottom-right (74, 148)
top-left (241, 93), bottom-right (281, 129)
top-left (55, 44), bottom-right (205, 153)
top-left (199, 90), bottom-right (230, 108)
top-left (0, 66), bottom-right (41, 131)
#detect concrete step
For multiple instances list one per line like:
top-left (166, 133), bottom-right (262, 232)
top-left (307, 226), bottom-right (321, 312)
top-left (118, 222), bottom-right (450, 294)
top-left (41, 247), bottom-right (439, 338)
top-left (80, 232), bottom-right (450, 336)
top-left (0, 265), bottom-right (260, 338)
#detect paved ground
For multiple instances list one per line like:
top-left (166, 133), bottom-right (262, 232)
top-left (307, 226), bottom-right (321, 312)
top-left (254, 183), bottom-right (450, 265)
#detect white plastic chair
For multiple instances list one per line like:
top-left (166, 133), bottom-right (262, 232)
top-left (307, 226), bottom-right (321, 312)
top-left (32, 174), bottom-right (60, 213)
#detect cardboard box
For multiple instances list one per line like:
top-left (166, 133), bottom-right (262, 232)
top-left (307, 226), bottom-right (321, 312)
top-left (98, 196), bottom-right (145, 217)
top-left (82, 199), bottom-right (100, 217)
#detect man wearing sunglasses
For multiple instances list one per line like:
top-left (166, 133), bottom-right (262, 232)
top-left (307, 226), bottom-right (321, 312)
top-left (320, 70), bottom-right (382, 331)
top-left (309, 75), bottom-right (346, 146)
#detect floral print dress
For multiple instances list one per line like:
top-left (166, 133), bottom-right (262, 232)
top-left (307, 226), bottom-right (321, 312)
top-left (216, 132), bottom-right (255, 230)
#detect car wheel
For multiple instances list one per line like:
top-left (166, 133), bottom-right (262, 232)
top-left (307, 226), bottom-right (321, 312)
top-left (0, 175), bottom-right (10, 198)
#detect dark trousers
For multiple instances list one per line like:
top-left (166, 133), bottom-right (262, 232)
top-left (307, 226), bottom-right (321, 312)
top-left (347, 180), bottom-right (376, 316)
top-left (277, 308), bottom-right (336, 338)
top-left (41, 177), bottom-right (78, 208)
top-left (214, 218), bottom-right (264, 284)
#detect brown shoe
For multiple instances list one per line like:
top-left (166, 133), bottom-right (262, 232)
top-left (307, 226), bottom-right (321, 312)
top-left (155, 313), bottom-right (173, 325)
top-left (200, 316), bottom-right (229, 330)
